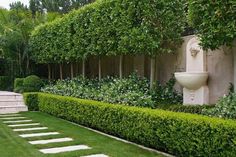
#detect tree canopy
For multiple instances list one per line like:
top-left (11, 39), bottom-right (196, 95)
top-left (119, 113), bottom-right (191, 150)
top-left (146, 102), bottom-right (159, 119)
top-left (30, 0), bottom-right (186, 64)
top-left (188, 0), bottom-right (236, 50)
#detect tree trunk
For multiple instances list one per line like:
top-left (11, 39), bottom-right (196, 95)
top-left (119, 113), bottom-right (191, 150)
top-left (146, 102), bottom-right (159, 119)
top-left (150, 57), bottom-right (156, 89)
top-left (48, 64), bottom-right (51, 80)
top-left (26, 56), bottom-right (30, 75)
top-left (70, 63), bottom-right (74, 78)
top-left (52, 64), bottom-right (55, 80)
top-left (82, 60), bottom-right (85, 78)
top-left (98, 57), bottom-right (102, 81)
top-left (119, 55), bottom-right (123, 79)
top-left (60, 64), bottom-right (63, 80)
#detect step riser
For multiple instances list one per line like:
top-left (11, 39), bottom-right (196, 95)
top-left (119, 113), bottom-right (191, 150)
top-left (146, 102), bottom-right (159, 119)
top-left (0, 95), bottom-right (23, 100)
top-left (0, 98), bottom-right (24, 102)
top-left (0, 102), bottom-right (25, 106)
top-left (0, 106), bottom-right (28, 114)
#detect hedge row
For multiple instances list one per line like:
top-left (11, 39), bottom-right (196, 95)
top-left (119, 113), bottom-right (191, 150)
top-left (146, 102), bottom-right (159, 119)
top-left (24, 92), bottom-right (236, 157)
top-left (29, 0), bottom-right (186, 63)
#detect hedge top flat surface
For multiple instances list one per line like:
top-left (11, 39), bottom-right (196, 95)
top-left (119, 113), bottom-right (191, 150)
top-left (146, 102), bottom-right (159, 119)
top-left (0, 112), bottom-right (165, 157)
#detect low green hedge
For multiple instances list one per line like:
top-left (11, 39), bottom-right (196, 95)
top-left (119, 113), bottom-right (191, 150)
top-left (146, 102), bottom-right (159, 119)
top-left (165, 104), bottom-right (214, 114)
top-left (23, 93), bottom-right (39, 111)
top-left (0, 76), bottom-right (11, 90)
top-left (24, 92), bottom-right (236, 157)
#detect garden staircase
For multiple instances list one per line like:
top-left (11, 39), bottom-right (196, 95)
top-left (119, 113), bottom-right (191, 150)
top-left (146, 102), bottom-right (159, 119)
top-left (0, 91), bottom-right (28, 114)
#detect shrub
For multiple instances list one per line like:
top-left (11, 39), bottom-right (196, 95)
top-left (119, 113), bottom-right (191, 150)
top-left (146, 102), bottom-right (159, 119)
top-left (14, 78), bottom-right (24, 93)
top-left (203, 93), bottom-right (236, 119)
top-left (0, 76), bottom-right (11, 91)
top-left (23, 93), bottom-right (39, 111)
top-left (23, 75), bottom-right (43, 92)
top-left (41, 74), bottom-right (182, 108)
top-left (24, 92), bottom-right (236, 157)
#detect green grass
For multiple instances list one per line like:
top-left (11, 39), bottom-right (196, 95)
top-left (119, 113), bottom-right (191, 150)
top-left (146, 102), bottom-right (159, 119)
top-left (0, 112), bottom-right (165, 157)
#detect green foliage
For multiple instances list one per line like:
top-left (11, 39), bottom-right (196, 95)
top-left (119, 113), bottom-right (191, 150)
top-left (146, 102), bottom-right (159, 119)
top-left (23, 92), bottom-right (39, 111)
top-left (0, 76), bottom-right (12, 90)
top-left (188, 0), bottom-right (236, 50)
top-left (24, 92), bottom-right (236, 157)
top-left (166, 104), bottom-right (214, 115)
top-left (30, 0), bottom-right (186, 63)
top-left (41, 73), bottom-right (182, 108)
top-left (203, 93), bottom-right (236, 119)
top-left (23, 75), bottom-right (43, 92)
top-left (151, 77), bottom-right (183, 105)
top-left (14, 78), bottom-right (24, 93)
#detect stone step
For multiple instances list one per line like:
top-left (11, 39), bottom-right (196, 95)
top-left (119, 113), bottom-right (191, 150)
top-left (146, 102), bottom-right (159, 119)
top-left (0, 117), bottom-right (26, 120)
top-left (39, 145), bottom-right (91, 154)
top-left (29, 137), bottom-right (73, 145)
top-left (13, 127), bottom-right (48, 132)
top-left (8, 123), bottom-right (40, 127)
top-left (0, 101), bottom-right (25, 106)
top-left (19, 132), bottom-right (60, 138)
top-left (82, 154), bottom-right (109, 157)
top-left (3, 120), bottom-right (33, 123)
top-left (0, 114), bottom-right (21, 117)
top-left (0, 92), bottom-right (28, 114)
top-left (0, 106), bottom-right (28, 114)
top-left (0, 95), bottom-right (23, 100)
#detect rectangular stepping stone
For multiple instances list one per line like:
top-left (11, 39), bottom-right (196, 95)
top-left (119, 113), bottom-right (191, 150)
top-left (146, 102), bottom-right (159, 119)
top-left (0, 117), bottom-right (26, 120)
top-left (29, 137), bottom-right (73, 145)
top-left (3, 120), bottom-right (32, 123)
top-left (0, 114), bottom-right (21, 117)
top-left (39, 145), bottom-right (91, 154)
top-left (8, 123), bottom-right (40, 127)
top-left (13, 127), bottom-right (48, 132)
top-left (81, 154), bottom-right (109, 157)
top-left (19, 132), bottom-right (60, 138)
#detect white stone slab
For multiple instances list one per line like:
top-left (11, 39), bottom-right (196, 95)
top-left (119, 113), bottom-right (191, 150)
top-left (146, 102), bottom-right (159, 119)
top-left (13, 127), bottom-right (48, 132)
top-left (0, 114), bottom-right (21, 117)
top-left (39, 145), bottom-right (91, 154)
top-left (3, 120), bottom-right (32, 123)
top-left (19, 132), bottom-right (60, 138)
top-left (29, 137), bottom-right (73, 145)
top-left (0, 117), bottom-right (26, 120)
top-left (81, 154), bottom-right (109, 157)
top-left (8, 123), bottom-right (40, 127)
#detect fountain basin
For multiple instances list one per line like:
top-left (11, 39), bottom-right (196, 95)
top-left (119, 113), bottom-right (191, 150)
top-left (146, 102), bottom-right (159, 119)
top-left (174, 72), bottom-right (208, 90)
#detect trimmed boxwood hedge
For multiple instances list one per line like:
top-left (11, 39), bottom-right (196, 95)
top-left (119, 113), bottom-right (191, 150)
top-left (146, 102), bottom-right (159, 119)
top-left (24, 92), bottom-right (236, 157)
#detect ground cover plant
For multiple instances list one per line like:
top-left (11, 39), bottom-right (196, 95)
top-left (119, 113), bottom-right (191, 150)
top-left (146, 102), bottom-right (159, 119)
top-left (24, 92), bottom-right (236, 157)
top-left (203, 93), bottom-right (236, 119)
top-left (41, 73), bottom-right (182, 108)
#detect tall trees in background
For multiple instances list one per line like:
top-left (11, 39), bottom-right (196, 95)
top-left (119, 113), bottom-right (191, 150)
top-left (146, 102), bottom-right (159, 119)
top-left (30, 0), bottom-right (186, 86)
top-left (0, 1), bottom-right (60, 78)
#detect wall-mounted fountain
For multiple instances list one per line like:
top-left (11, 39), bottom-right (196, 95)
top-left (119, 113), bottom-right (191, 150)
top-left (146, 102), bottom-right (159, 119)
top-left (175, 37), bottom-right (209, 105)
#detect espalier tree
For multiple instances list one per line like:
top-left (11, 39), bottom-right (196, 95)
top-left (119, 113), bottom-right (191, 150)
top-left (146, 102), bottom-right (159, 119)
top-left (30, 0), bottom-right (186, 87)
top-left (188, 0), bottom-right (236, 50)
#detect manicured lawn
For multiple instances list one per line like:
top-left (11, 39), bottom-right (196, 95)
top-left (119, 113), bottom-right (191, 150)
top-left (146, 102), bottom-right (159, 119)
top-left (0, 112), bottom-right (165, 157)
